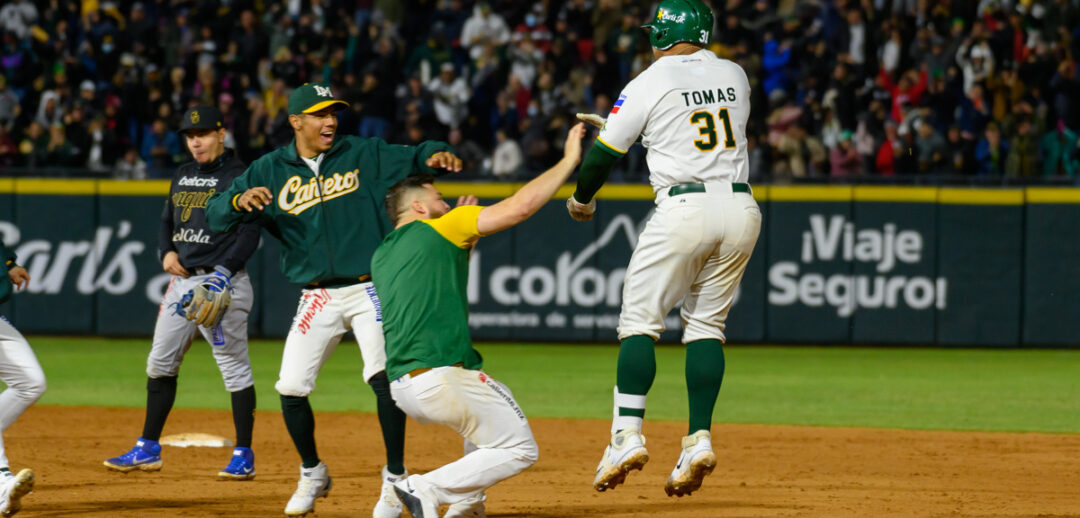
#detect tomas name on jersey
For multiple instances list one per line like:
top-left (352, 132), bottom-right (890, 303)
top-left (596, 48), bottom-right (752, 194)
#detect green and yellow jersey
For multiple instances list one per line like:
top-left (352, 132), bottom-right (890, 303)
top-left (371, 206), bottom-right (486, 381)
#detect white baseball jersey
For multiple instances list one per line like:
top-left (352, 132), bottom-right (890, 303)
top-left (597, 49), bottom-right (752, 193)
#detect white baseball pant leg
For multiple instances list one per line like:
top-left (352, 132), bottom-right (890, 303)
top-left (0, 316), bottom-right (46, 469)
top-left (148, 272), bottom-right (255, 391)
top-left (275, 282), bottom-right (386, 396)
top-left (391, 367), bottom-right (537, 505)
top-left (617, 183), bottom-right (761, 343)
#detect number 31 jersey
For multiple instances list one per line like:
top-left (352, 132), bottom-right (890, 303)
top-left (596, 49), bottom-right (752, 193)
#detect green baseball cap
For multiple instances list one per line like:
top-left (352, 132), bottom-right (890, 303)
top-left (288, 83), bottom-right (350, 115)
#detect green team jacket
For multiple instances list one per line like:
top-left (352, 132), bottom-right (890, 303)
top-left (0, 242), bottom-right (16, 305)
top-left (206, 135), bottom-right (454, 285)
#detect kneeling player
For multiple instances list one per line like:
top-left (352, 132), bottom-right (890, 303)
top-left (371, 123), bottom-right (585, 517)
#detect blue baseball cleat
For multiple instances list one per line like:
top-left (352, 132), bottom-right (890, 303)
top-left (104, 438), bottom-right (163, 472)
top-left (218, 447), bottom-right (255, 480)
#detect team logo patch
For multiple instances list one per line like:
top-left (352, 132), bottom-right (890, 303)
top-left (611, 94), bottom-right (627, 115)
top-left (478, 372), bottom-right (487, 383)
top-left (190, 110), bottom-right (200, 124)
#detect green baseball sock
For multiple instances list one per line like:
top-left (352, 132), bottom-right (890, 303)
top-left (369, 371), bottom-right (406, 475)
top-left (612, 335), bottom-right (656, 432)
top-left (280, 395), bottom-right (320, 468)
top-left (686, 339), bottom-right (725, 434)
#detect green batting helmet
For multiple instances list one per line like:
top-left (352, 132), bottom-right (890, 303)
top-left (641, 0), bottom-right (715, 50)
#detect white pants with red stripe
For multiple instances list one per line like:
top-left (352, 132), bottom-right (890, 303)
top-left (275, 282), bottom-right (386, 396)
top-left (390, 366), bottom-right (537, 505)
top-left (618, 182), bottom-right (762, 343)
top-left (0, 316), bottom-right (45, 469)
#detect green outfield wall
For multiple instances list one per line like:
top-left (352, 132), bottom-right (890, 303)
top-left (1, 179), bottom-right (1078, 346)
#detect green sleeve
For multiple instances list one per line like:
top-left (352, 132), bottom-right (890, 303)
top-left (376, 139), bottom-right (456, 189)
top-left (573, 140), bottom-right (622, 203)
top-left (0, 242), bottom-right (15, 267)
top-left (207, 164), bottom-right (258, 233)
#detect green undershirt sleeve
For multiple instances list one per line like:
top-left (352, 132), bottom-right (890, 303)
top-left (573, 140), bottom-right (623, 203)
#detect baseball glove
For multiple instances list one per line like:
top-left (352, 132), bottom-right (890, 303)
top-left (576, 112), bottom-right (607, 129)
top-left (566, 194), bottom-right (596, 222)
top-left (182, 272), bottom-right (232, 328)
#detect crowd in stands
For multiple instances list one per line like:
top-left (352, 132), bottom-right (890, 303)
top-left (0, 0), bottom-right (1078, 181)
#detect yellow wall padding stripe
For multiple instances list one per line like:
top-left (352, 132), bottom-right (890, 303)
top-left (769, 185), bottom-right (853, 201)
top-left (98, 180), bottom-right (171, 195)
top-left (1025, 188), bottom-right (1080, 204)
top-left (14, 178), bottom-right (99, 194)
top-left (938, 188), bottom-right (1024, 205)
top-left (854, 186), bottom-right (938, 203)
top-left (3, 180), bottom-right (1077, 206)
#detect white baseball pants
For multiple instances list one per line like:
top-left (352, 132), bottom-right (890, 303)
top-left (275, 282), bottom-right (385, 396)
top-left (618, 182), bottom-right (762, 343)
top-left (147, 271), bottom-right (254, 392)
top-left (0, 316), bottom-right (45, 469)
top-left (390, 367), bottom-right (538, 504)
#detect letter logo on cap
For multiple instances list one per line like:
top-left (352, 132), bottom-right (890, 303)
top-left (314, 85), bottom-right (333, 97)
top-left (190, 110), bottom-right (200, 124)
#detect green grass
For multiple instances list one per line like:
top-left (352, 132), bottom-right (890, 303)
top-left (27, 337), bottom-right (1080, 433)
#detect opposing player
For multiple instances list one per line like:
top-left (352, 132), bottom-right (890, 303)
top-left (105, 105), bottom-right (261, 480)
top-left (0, 236), bottom-right (45, 516)
top-left (372, 122), bottom-right (585, 518)
top-left (566, 0), bottom-right (762, 497)
top-left (206, 83), bottom-right (462, 517)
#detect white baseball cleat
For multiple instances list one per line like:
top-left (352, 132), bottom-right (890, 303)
top-left (393, 476), bottom-right (439, 518)
top-left (593, 427), bottom-right (649, 491)
top-left (284, 462), bottom-right (332, 516)
top-left (0, 468), bottom-right (34, 517)
top-left (444, 493), bottom-right (486, 518)
top-left (664, 430), bottom-right (717, 497)
top-left (372, 465), bottom-right (406, 518)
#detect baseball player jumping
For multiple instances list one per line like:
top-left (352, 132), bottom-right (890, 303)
top-left (0, 240), bottom-right (44, 516)
top-left (105, 105), bottom-right (261, 480)
top-left (371, 122), bottom-right (586, 518)
top-left (567, 0), bottom-right (761, 498)
top-left (206, 83), bottom-right (462, 517)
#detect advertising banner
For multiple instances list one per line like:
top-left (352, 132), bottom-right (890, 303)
top-left (0, 181), bottom-right (1075, 347)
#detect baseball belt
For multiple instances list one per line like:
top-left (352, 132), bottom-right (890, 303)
top-left (668, 182), bottom-right (751, 197)
top-left (305, 274), bottom-right (371, 290)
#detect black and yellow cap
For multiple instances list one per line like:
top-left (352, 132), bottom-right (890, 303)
top-left (178, 105), bottom-right (224, 134)
top-left (288, 83), bottom-right (350, 115)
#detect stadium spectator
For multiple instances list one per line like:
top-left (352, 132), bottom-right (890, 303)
top-left (113, 148), bottom-right (148, 180)
top-left (461, 2), bottom-right (510, 60)
top-left (492, 128), bottom-right (523, 179)
top-left (428, 62), bottom-right (470, 130)
top-left (1006, 117), bottom-right (1040, 177)
top-left (829, 131), bottom-right (862, 176)
top-left (140, 119), bottom-right (180, 177)
top-left (975, 123), bottom-right (1009, 177)
top-left (1040, 121), bottom-right (1080, 177)
top-left (915, 121), bottom-right (948, 173)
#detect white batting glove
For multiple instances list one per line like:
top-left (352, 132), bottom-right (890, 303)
top-left (566, 194), bottom-right (596, 222)
top-left (576, 112), bottom-right (607, 129)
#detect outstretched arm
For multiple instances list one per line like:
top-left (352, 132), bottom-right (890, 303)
top-left (476, 123), bottom-right (586, 235)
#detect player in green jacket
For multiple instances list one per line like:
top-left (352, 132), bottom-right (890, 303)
top-left (206, 83), bottom-right (462, 517)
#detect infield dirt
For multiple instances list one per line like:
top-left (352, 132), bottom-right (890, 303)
top-left (8, 406), bottom-right (1079, 516)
